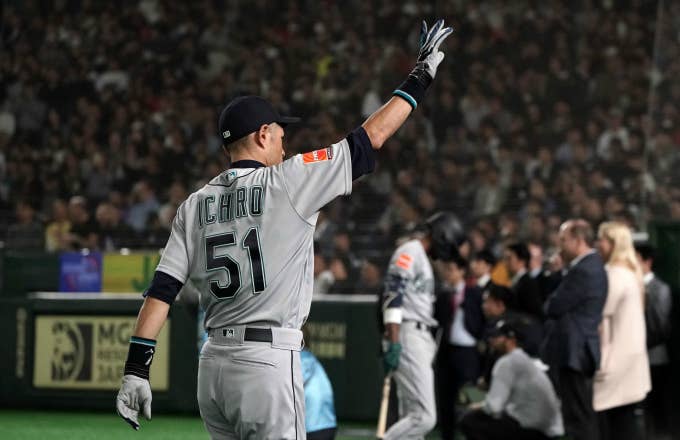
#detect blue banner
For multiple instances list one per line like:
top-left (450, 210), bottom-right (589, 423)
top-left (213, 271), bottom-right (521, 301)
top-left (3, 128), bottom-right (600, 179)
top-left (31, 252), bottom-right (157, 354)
top-left (59, 252), bottom-right (103, 292)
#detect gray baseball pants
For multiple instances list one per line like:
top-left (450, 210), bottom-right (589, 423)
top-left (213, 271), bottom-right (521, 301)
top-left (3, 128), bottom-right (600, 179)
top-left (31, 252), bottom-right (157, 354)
top-left (197, 326), bottom-right (305, 440)
top-left (384, 321), bottom-right (437, 440)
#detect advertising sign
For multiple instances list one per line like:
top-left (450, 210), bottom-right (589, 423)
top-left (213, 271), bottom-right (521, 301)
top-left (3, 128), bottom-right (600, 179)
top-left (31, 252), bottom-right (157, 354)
top-left (33, 315), bottom-right (169, 390)
top-left (102, 252), bottom-right (161, 293)
top-left (59, 252), bottom-right (103, 292)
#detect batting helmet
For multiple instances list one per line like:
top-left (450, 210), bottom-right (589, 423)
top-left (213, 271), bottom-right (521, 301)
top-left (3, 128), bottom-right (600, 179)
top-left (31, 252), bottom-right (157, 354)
top-left (425, 211), bottom-right (466, 261)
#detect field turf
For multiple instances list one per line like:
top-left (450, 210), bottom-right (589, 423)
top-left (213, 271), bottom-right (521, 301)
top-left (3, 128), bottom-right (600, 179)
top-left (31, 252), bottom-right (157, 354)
top-left (0, 410), bottom-right (442, 439)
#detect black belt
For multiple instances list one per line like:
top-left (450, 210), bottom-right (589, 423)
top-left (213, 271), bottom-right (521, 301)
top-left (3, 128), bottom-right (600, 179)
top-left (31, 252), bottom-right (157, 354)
top-left (404, 320), bottom-right (434, 331)
top-left (218, 327), bottom-right (273, 342)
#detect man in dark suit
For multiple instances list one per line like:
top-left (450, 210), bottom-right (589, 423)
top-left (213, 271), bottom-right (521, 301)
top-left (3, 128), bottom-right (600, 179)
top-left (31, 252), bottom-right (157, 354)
top-left (470, 249), bottom-right (496, 290)
top-left (482, 284), bottom-right (543, 358)
top-left (541, 219), bottom-right (607, 440)
top-left (528, 241), bottom-right (559, 304)
top-left (434, 256), bottom-right (485, 440)
top-left (504, 242), bottom-right (544, 320)
top-left (636, 243), bottom-right (673, 439)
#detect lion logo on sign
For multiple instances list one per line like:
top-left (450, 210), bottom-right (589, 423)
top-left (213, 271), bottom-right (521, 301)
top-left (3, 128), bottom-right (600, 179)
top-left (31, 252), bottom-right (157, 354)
top-left (51, 322), bottom-right (85, 381)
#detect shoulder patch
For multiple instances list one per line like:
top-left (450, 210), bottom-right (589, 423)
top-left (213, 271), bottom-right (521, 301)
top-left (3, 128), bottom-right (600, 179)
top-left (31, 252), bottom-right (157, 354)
top-left (302, 147), bottom-right (333, 164)
top-left (395, 253), bottom-right (413, 270)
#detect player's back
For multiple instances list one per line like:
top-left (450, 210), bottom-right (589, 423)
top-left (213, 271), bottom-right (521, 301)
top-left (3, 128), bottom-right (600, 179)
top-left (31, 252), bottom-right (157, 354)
top-left (156, 139), bottom-right (354, 330)
top-left (183, 166), bottom-right (314, 329)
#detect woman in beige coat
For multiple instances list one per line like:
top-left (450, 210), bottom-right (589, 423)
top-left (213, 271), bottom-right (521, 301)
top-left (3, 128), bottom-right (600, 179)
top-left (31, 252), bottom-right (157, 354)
top-left (594, 222), bottom-right (651, 440)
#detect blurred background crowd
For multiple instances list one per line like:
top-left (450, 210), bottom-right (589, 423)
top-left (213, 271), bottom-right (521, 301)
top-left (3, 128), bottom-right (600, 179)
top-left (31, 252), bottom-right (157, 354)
top-left (2, 0), bottom-right (680, 285)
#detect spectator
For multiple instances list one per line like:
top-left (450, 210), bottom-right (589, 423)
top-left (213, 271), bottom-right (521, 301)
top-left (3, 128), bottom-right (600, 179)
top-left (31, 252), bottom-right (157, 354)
top-left (313, 251), bottom-right (334, 295)
top-left (313, 210), bottom-right (338, 258)
top-left (473, 166), bottom-right (505, 218)
top-left (44, 199), bottom-right (71, 252)
top-left (67, 196), bottom-right (99, 250)
top-left (528, 242), bottom-right (555, 303)
top-left (527, 242), bottom-right (544, 279)
top-left (328, 229), bottom-right (361, 293)
top-left (482, 284), bottom-right (542, 358)
top-left (504, 242), bottom-right (543, 320)
top-left (160, 181), bottom-right (188, 217)
top-left (541, 219), bottom-right (607, 440)
top-left (594, 222), bottom-right (650, 440)
top-left (635, 243), bottom-right (673, 440)
top-left (434, 256), bottom-right (485, 440)
top-left (5, 200), bottom-right (44, 250)
top-left (95, 202), bottom-right (136, 251)
top-left (356, 260), bottom-right (382, 296)
top-left (125, 181), bottom-right (160, 233)
top-left (143, 213), bottom-right (170, 249)
top-left (597, 108), bottom-right (629, 161)
top-left (461, 319), bottom-right (564, 440)
top-left (469, 249), bottom-right (496, 290)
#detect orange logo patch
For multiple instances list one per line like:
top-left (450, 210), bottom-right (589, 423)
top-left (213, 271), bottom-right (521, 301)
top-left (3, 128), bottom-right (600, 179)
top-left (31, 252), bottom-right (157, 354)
top-left (395, 253), bottom-right (413, 270)
top-left (302, 147), bottom-right (333, 164)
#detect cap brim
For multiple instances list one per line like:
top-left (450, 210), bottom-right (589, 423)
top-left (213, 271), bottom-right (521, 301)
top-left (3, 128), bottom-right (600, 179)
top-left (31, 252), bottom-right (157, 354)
top-left (278, 116), bottom-right (301, 126)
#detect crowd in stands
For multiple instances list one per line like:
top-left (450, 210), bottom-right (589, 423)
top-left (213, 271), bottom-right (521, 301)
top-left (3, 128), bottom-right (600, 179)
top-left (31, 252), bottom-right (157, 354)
top-left (2, 1), bottom-right (678, 270)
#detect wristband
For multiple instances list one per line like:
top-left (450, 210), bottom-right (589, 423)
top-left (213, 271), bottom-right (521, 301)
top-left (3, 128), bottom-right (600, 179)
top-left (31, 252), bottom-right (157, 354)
top-left (123, 336), bottom-right (156, 380)
top-left (393, 64), bottom-right (433, 110)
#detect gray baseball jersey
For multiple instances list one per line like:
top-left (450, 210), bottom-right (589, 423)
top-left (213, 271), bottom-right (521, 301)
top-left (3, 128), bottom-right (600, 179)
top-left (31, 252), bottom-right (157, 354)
top-left (381, 239), bottom-right (438, 438)
top-left (156, 140), bottom-right (352, 330)
top-left (382, 239), bottom-right (437, 327)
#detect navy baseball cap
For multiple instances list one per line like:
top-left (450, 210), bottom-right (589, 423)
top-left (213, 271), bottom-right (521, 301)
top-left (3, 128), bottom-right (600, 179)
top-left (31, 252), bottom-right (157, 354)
top-left (218, 95), bottom-right (300, 146)
top-left (487, 319), bottom-right (518, 339)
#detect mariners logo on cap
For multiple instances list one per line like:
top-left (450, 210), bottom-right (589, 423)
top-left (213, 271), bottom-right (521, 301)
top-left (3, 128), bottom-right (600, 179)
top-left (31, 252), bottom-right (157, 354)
top-left (222, 130), bottom-right (231, 139)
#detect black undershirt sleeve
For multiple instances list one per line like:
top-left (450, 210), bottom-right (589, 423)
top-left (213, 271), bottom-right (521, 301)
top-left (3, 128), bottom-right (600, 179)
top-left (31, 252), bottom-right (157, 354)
top-left (346, 126), bottom-right (376, 180)
top-left (143, 270), bottom-right (184, 305)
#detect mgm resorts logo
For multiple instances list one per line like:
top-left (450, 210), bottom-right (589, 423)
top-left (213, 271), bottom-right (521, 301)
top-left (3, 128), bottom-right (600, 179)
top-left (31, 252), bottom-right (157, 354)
top-left (50, 322), bottom-right (92, 381)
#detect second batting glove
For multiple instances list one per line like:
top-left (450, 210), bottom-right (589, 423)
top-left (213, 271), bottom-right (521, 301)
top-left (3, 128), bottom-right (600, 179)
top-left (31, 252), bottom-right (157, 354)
top-left (383, 341), bottom-right (402, 373)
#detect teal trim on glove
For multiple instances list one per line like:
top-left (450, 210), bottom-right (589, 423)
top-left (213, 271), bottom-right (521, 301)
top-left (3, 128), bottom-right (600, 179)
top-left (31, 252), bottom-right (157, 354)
top-left (383, 342), bottom-right (402, 373)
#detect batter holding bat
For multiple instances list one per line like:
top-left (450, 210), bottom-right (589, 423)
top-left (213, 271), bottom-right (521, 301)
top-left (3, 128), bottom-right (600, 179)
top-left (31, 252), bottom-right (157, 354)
top-left (379, 212), bottom-right (466, 440)
top-left (115, 18), bottom-right (453, 440)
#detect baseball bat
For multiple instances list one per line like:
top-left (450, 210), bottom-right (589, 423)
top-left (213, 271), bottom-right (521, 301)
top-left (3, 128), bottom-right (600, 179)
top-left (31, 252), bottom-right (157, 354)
top-left (375, 373), bottom-right (392, 439)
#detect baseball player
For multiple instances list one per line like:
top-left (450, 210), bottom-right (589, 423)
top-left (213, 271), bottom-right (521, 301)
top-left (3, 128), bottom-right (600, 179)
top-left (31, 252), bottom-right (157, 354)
top-left (116, 19), bottom-right (453, 439)
top-left (381, 212), bottom-right (466, 440)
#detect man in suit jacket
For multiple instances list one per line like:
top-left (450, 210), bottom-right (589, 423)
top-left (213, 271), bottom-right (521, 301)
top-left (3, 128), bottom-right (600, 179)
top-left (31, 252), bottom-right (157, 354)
top-left (541, 219), bottom-right (607, 440)
top-left (504, 242), bottom-right (544, 320)
top-left (528, 241), bottom-right (560, 303)
top-left (434, 256), bottom-right (485, 440)
top-left (636, 243), bottom-right (673, 439)
top-left (470, 249), bottom-right (496, 290)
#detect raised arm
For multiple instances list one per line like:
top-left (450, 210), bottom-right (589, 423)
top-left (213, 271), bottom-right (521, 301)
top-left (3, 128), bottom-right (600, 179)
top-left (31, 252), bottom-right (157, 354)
top-left (362, 19), bottom-right (453, 149)
top-left (362, 97), bottom-right (413, 149)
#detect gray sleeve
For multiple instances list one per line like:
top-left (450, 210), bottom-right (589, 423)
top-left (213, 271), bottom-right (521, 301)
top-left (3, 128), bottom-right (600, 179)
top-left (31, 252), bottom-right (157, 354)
top-left (278, 139), bottom-right (353, 220)
top-left (484, 355), bottom-right (514, 417)
top-left (382, 248), bottom-right (417, 324)
top-left (156, 201), bottom-right (190, 284)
